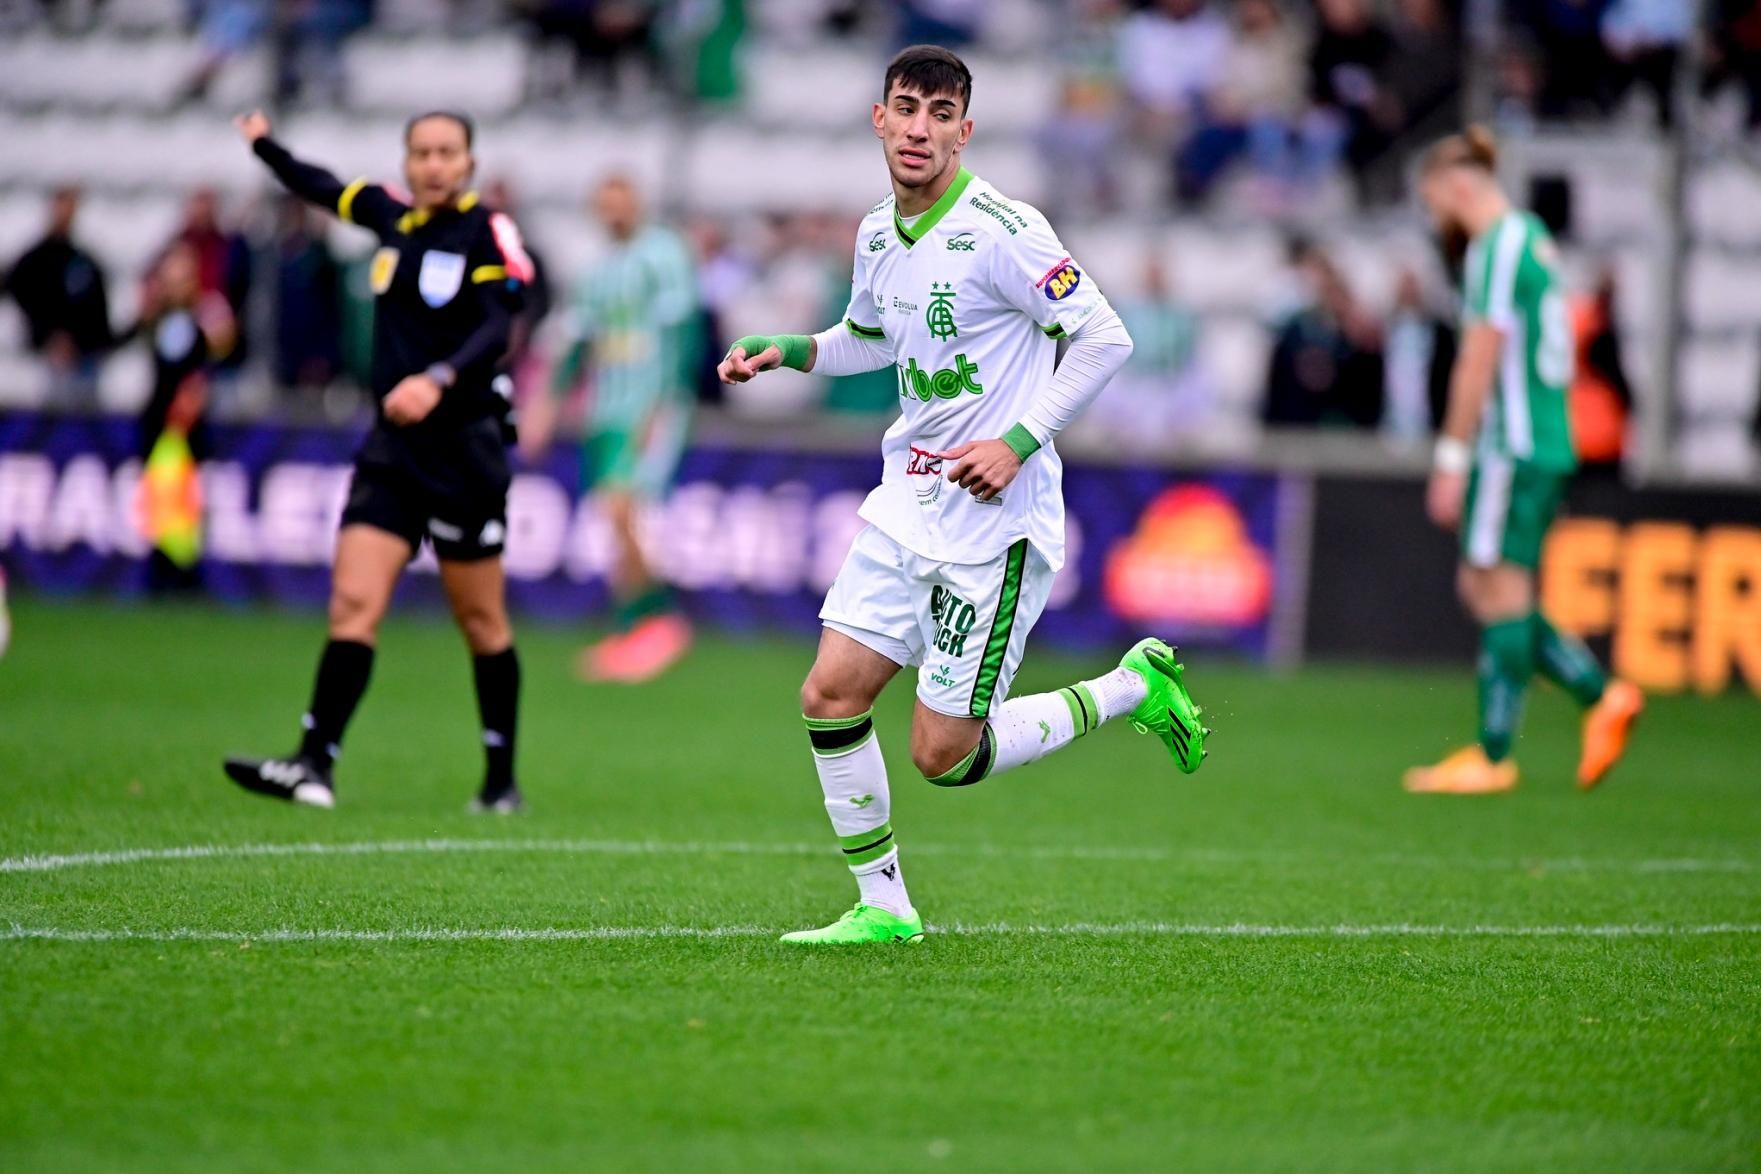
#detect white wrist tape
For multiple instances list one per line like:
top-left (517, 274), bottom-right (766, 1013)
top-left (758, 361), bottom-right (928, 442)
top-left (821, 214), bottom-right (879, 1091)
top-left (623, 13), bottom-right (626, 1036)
top-left (1433, 437), bottom-right (1472, 474)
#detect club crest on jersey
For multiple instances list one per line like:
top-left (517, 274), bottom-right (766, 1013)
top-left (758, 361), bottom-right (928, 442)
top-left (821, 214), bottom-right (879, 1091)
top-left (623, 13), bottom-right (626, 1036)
top-left (418, 250), bottom-right (466, 307)
top-left (369, 247), bottom-right (399, 295)
top-left (1039, 258), bottom-right (1082, 302)
top-left (926, 281), bottom-right (958, 340)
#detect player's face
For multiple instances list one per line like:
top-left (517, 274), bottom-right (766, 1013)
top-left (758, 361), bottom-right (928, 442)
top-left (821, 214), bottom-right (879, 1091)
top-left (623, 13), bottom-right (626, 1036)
top-left (404, 118), bottom-right (473, 211)
top-left (595, 182), bottom-right (641, 239)
top-left (1419, 169), bottom-right (1463, 238)
top-left (873, 84), bottom-right (972, 192)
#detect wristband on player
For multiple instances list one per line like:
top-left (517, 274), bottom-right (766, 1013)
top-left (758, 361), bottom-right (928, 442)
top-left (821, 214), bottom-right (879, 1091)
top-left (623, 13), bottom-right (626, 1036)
top-left (728, 334), bottom-right (812, 372)
top-left (1002, 423), bottom-right (1042, 462)
top-left (1433, 436), bottom-right (1472, 474)
top-left (425, 362), bottom-right (456, 389)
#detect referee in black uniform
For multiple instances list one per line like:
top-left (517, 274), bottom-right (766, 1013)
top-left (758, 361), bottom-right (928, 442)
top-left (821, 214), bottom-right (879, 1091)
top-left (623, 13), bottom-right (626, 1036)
top-left (223, 109), bottom-right (529, 812)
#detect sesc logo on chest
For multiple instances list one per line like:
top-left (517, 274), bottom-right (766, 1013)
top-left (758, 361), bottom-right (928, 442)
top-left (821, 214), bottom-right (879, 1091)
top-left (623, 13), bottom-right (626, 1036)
top-left (946, 232), bottom-right (977, 252)
top-left (418, 250), bottom-right (466, 307)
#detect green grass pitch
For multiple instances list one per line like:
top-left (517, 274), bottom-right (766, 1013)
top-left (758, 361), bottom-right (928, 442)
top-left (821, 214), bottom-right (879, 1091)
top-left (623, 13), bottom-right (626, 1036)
top-left (1, 597), bottom-right (1757, 1171)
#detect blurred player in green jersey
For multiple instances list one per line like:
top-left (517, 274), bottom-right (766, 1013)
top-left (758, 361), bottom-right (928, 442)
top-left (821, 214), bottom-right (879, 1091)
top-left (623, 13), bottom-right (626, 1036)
top-left (1406, 127), bottom-right (1642, 795)
top-left (524, 176), bottom-right (699, 682)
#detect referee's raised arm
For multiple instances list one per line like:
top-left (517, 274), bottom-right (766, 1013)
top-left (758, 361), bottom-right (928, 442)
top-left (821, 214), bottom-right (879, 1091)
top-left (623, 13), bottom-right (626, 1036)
top-left (235, 111), bottom-right (406, 237)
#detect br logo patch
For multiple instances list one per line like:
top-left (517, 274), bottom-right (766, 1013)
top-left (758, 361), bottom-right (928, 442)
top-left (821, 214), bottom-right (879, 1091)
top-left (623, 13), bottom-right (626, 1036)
top-left (1041, 259), bottom-right (1082, 302)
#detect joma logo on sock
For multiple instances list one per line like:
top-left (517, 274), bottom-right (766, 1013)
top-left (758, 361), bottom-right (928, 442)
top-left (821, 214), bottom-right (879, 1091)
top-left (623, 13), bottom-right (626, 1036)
top-left (849, 794), bottom-right (875, 808)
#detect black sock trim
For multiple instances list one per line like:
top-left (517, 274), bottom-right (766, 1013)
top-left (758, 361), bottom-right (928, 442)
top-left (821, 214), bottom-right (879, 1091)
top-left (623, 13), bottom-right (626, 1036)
top-left (808, 716), bottom-right (874, 753)
top-left (841, 830), bottom-right (894, 857)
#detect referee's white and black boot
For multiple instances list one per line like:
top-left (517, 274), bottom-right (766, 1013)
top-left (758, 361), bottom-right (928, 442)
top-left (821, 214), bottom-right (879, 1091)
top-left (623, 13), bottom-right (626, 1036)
top-left (223, 755), bottom-right (336, 809)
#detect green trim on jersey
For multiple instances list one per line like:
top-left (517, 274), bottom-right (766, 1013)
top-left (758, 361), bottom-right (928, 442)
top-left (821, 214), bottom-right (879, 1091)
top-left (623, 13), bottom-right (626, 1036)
top-left (1462, 211), bottom-right (1577, 473)
top-left (969, 539), bottom-right (1028, 718)
top-left (845, 318), bottom-right (886, 339)
top-left (894, 167), bottom-right (974, 248)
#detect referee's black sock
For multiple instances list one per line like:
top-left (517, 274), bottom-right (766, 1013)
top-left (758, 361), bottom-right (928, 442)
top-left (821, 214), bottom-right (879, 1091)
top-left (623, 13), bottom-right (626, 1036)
top-left (298, 639), bottom-right (375, 771)
top-left (473, 646), bottom-right (520, 792)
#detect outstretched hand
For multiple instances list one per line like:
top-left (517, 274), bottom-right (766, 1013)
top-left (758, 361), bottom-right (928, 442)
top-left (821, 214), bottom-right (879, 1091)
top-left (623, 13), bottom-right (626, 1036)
top-left (943, 438), bottom-right (1023, 503)
top-left (234, 110), bottom-right (272, 144)
top-left (717, 345), bottom-right (783, 384)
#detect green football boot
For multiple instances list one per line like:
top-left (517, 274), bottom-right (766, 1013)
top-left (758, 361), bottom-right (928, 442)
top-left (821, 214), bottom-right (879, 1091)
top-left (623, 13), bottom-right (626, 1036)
top-left (1120, 637), bottom-right (1209, 774)
top-left (779, 903), bottom-right (925, 945)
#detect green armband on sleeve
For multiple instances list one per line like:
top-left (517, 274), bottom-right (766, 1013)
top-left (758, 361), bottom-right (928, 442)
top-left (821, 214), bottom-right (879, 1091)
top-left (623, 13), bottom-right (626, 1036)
top-left (1002, 423), bottom-right (1042, 462)
top-left (730, 333), bottom-right (812, 371)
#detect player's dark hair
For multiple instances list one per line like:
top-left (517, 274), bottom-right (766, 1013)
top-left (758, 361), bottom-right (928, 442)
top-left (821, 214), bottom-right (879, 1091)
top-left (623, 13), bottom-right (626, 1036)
top-left (883, 45), bottom-right (973, 115)
top-left (404, 110), bottom-right (475, 150)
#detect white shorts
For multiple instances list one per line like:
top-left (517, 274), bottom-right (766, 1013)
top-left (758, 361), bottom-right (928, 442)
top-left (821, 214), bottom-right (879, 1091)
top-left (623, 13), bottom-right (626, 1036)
top-left (819, 524), bottom-right (1055, 719)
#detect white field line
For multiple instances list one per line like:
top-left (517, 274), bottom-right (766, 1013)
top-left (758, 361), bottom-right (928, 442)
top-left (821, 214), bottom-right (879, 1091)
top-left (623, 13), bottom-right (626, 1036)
top-left (1, 838), bottom-right (1755, 877)
top-left (6, 922), bottom-right (1761, 945)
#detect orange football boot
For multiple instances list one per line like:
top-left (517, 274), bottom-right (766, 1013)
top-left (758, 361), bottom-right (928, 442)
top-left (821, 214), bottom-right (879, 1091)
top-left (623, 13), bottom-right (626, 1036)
top-left (1403, 746), bottom-right (1520, 795)
top-left (1577, 680), bottom-right (1643, 790)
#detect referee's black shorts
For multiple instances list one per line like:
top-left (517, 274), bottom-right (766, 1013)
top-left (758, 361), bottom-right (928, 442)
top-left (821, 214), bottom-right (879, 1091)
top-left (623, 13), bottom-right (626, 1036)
top-left (341, 421), bottom-right (510, 562)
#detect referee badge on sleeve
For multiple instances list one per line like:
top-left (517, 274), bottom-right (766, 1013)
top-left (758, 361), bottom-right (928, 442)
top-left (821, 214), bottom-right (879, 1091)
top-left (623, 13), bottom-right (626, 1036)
top-left (418, 250), bottom-right (466, 307)
top-left (369, 247), bottom-right (399, 295)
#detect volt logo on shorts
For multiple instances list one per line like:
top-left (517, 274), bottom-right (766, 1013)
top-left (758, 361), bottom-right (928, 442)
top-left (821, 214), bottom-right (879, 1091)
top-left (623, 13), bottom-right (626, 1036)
top-left (930, 587), bottom-right (979, 658)
top-left (897, 354), bottom-right (983, 401)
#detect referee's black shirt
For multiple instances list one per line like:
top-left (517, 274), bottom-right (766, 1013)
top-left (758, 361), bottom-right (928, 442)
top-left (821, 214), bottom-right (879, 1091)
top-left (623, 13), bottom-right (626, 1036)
top-left (251, 136), bottom-right (529, 445)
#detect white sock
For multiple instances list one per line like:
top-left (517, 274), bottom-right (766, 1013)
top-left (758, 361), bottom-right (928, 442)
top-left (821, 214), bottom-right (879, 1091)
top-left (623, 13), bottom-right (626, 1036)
top-left (806, 710), bottom-right (913, 917)
top-left (975, 666), bottom-right (1151, 779)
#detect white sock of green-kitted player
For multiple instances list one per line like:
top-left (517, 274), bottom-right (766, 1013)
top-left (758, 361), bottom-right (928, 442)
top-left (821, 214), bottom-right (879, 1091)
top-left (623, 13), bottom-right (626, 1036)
top-left (804, 710), bottom-right (913, 916)
top-left (928, 667), bottom-right (1148, 786)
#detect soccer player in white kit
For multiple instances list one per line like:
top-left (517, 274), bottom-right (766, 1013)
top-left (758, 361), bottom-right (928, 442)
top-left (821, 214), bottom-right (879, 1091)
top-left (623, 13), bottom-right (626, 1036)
top-left (719, 46), bottom-right (1209, 945)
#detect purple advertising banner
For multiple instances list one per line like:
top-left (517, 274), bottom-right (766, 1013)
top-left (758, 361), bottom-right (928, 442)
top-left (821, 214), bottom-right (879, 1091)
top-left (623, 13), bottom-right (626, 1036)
top-left (0, 411), bottom-right (1305, 660)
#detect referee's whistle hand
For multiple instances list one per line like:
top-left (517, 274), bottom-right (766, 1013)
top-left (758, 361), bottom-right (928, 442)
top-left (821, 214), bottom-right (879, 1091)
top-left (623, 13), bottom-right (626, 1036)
top-left (235, 111), bottom-right (272, 144)
top-left (384, 374), bottom-right (443, 426)
top-left (718, 345), bottom-right (781, 384)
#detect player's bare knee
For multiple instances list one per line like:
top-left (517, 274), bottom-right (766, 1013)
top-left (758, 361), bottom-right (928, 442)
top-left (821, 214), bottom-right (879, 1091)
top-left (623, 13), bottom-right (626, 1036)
top-left (327, 584), bottom-right (382, 642)
top-left (910, 726), bottom-right (973, 782)
top-left (454, 604), bottom-right (511, 655)
top-left (801, 672), bottom-right (865, 720)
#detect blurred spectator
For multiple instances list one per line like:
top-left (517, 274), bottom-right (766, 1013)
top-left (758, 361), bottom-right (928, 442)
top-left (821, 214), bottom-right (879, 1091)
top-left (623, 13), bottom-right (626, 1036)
top-left (1523, 0), bottom-right (1613, 120)
top-left (134, 242), bottom-right (229, 594)
top-left (1601, 0), bottom-right (1693, 127)
top-left (895, 0), bottom-right (988, 49)
top-left (269, 197), bottom-right (341, 397)
top-left (1380, 267), bottom-right (1455, 446)
top-left (684, 214), bottom-right (754, 406)
top-left (1038, 74), bottom-right (1126, 216)
top-left (1117, 0), bottom-right (1229, 143)
top-left (1385, 0), bottom-right (1460, 141)
top-left (1087, 254), bottom-right (1211, 441)
top-left (1262, 239), bottom-right (1383, 429)
top-left (159, 187), bottom-right (252, 371)
top-left (181, 0), bottom-right (373, 106)
top-left (1705, 0), bottom-right (1761, 131)
top-left (667, 0), bottom-right (745, 105)
top-left (2, 186), bottom-right (112, 409)
top-left (1175, 0), bottom-right (1309, 206)
top-left (515, 0), bottom-right (661, 101)
top-left (135, 241), bottom-right (227, 460)
top-left (1308, 0), bottom-right (1398, 193)
top-left (1568, 265), bottom-right (1634, 473)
